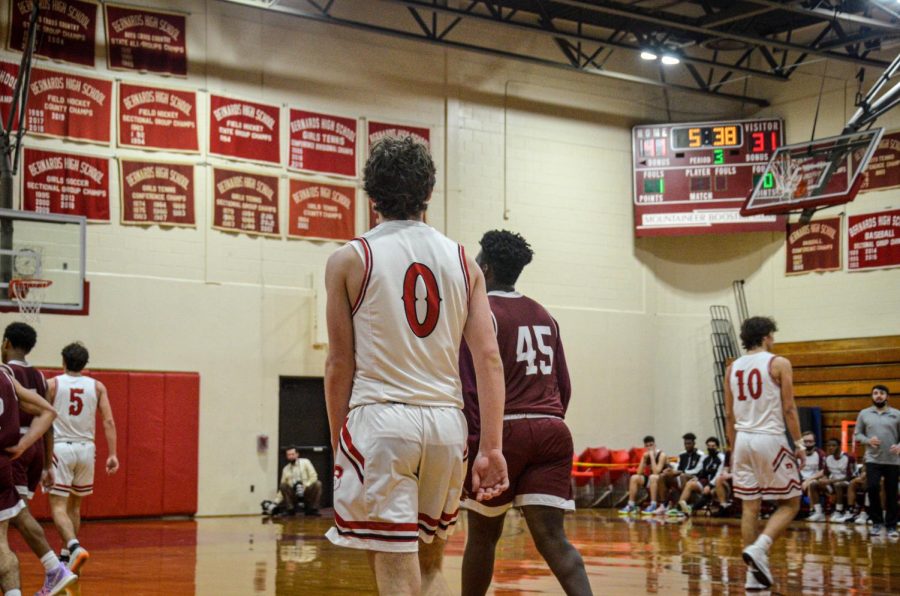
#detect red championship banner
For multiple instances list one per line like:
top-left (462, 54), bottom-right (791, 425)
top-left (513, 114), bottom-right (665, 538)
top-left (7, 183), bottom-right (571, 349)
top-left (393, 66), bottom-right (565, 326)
top-left (118, 82), bottom-right (198, 151)
top-left (288, 109), bottom-right (357, 177)
top-left (288, 179), bottom-right (355, 241)
top-left (8, 0), bottom-right (98, 67)
top-left (367, 120), bottom-right (430, 150)
top-left (22, 147), bottom-right (110, 220)
top-left (847, 208), bottom-right (900, 272)
top-left (0, 61), bottom-right (18, 126)
top-left (212, 167), bottom-right (280, 237)
top-left (120, 160), bottom-right (195, 227)
top-left (209, 95), bottom-right (280, 165)
top-left (860, 130), bottom-right (900, 193)
top-left (26, 67), bottom-right (112, 143)
top-left (105, 4), bottom-right (187, 76)
top-left (785, 217), bottom-right (841, 275)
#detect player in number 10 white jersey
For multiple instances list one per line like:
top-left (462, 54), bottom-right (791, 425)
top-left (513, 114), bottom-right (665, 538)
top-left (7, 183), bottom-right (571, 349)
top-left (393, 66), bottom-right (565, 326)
top-left (46, 342), bottom-right (119, 575)
top-left (725, 317), bottom-right (805, 592)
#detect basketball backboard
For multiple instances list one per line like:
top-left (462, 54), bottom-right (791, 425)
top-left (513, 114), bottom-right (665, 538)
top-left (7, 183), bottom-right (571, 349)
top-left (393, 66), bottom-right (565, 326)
top-left (0, 209), bottom-right (86, 315)
top-left (741, 128), bottom-right (884, 216)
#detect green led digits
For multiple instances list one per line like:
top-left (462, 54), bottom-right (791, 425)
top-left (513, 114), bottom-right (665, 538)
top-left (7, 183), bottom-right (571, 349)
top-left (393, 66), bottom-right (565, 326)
top-left (714, 149), bottom-right (724, 164)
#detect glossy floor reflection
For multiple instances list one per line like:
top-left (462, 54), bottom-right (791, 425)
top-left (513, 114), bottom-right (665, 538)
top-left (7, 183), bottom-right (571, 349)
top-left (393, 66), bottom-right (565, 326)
top-left (9, 509), bottom-right (899, 594)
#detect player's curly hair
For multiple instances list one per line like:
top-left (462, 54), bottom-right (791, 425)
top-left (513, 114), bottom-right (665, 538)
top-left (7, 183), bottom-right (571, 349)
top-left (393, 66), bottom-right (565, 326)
top-left (479, 230), bottom-right (534, 286)
top-left (739, 316), bottom-right (777, 350)
top-left (364, 136), bottom-right (435, 220)
top-left (3, 322), bottom-right (37, 354)
top-left (62, 341), bottom-right (89, 373)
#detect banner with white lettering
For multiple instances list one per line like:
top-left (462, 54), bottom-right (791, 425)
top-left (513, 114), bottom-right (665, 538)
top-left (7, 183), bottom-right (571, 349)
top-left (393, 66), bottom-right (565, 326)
top-left (25, 67), bottom-right (112, 143)
top-left (288, 109), bottom-right (358, 177)
top-left (847, 208), bottom-right (900, 272)
top-left (8, 0), bottom-right (98, 67)
top-left (0, 61), bottom-right (18, 127)
top-left (367, 120), bottom-right (430, 150)
top-left (209, 95), bottom-right (280, 165)
top-left (785, 216), bottom-right (841, 275)
top-left (22, 147), bottom-right (110, 220)
top-left (288, 179), bottom-right (355, 241)
top-left (105, 4), bottom-right (187, 76)
top-left (118, 82), bottom-right (198, 152)
top-left (120, 160), bottom-right (195, 227)
top-left (212, 167), bottom-right (280, 237)
top-left (860, 130), bottom-right (900, 194)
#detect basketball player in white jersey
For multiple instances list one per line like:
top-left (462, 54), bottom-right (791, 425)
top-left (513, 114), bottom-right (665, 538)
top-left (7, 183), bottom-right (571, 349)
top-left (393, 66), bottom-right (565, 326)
top-left (724, 317), bottom-right (805, 591)
top-left (324, 136), bottom-right (508, 595)
top-left (46, 342), bottom-right (118, 574)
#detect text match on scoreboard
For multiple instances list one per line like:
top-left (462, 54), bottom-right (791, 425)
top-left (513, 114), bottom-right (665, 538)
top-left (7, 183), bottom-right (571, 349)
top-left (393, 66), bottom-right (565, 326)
top-left (632, 118), bottom-right (785, 237)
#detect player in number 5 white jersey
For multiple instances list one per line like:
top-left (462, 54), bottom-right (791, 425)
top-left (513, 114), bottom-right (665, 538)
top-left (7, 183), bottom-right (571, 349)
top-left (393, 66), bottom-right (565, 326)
top-left (724, 317), bottom-right (805, 592)
top-left (46, 342), bottom-right (118, 574)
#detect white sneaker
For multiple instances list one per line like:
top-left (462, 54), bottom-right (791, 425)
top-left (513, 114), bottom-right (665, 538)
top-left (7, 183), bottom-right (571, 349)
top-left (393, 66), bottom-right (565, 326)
top-left (742, 543), bottom-right (773, 588)
top-left (829, 511), bottom-right (846, 523)
top-left (855, 511), bottom-right (869, 525)
top-left (745, 569), bottom-right (768, 591)
top-left (807, 511), bottom-right (826, 522)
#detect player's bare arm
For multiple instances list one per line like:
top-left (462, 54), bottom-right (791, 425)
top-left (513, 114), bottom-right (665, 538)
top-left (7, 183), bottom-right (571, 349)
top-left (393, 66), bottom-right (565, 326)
top-left (324, 245), bottom-right (361, 453)
top-left (97, 381), bottom-right (119, 474)
top-left (462, 251), bottom-right (509, 501)
top-left (724, 363), bottom-right (736, 450)
top-left (9, 378), bottom-right (56, 460)
top-left (773, 357), bottom-right (805, 465)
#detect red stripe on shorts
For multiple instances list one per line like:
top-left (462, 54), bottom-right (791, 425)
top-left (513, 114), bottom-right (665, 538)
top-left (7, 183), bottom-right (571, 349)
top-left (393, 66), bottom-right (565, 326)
top-left (334, 512), bottom-right (418, 532)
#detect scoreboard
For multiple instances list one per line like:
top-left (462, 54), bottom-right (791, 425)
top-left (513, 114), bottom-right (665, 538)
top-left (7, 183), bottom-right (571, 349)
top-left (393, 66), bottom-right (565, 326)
top-left (632, 118), bottom-right (785, 237)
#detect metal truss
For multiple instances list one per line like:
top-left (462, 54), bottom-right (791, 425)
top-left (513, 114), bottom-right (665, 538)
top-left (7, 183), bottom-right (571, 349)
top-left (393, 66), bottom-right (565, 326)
top-left (221, 0), bottom-right (900, 108)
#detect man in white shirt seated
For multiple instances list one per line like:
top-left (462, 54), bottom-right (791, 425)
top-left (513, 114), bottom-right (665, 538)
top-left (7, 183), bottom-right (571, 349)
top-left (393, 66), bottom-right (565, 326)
top-left (808, 438), bottom-right (855, 522)
top-left (276, 446), bottom-right (322, 516)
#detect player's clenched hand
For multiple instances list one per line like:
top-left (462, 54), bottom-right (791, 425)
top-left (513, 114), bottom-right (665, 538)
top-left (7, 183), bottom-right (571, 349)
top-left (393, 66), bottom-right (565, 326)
top-left (41, 468), bottom-right (54, 488)
top-left (470, 449), bottom-right (509, 502)
top-left (794, 445), bottom-right (806, 467)
top-left (5, 442), bottom-right (26, 461)
top-left (106, 454), bottom-right (120, 474)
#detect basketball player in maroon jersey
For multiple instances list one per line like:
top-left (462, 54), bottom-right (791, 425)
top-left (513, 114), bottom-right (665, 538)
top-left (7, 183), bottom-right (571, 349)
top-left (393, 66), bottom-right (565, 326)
top-left (1, 323), bottom-right (77, 595)
top-left (0, 363), bottom-right (60, 596)
top-left (459, 230), bottom-right (591, 596)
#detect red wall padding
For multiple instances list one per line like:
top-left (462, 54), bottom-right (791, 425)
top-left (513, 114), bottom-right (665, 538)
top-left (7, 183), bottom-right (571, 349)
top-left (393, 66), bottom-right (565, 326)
top-left (28, 369), bottom-right (199, 519)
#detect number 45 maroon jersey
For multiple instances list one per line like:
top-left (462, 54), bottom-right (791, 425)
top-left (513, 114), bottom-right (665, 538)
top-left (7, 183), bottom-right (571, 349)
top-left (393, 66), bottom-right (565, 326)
top-left (459, 291), bottom-right (571, 436)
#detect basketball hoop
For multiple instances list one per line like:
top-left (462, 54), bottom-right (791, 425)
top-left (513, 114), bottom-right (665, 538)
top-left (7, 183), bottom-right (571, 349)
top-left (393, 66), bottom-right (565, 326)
top-left (9, 279), bottom-right (52, 323)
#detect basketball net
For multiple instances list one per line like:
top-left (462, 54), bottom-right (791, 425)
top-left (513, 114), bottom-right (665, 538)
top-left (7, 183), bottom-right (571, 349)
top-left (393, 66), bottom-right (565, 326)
top-left (9, 279), bottom-right (51, 324)
top-left (770, 155), bottom-right (806, 203)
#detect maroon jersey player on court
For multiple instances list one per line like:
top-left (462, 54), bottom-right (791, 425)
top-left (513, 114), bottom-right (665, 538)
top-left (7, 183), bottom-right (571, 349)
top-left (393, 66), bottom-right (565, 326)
top-left (459, 230), bottom-right (591, 596)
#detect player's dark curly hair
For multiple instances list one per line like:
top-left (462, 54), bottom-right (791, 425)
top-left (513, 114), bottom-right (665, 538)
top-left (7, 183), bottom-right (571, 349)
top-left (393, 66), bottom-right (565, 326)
top-left (739, 316), bottom-right (777, 350)
top-left (3, 322), bottom-right (37, 354)
top-left (61, 341), bottom-right (89, 372)
top-left (364, 136), bottom-right (435, 220)
top-left (479, 230), bottom-right (534, 286)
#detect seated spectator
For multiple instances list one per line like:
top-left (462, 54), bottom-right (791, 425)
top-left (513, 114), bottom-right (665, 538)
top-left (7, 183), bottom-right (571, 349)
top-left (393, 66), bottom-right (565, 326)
top-left (619, 436), bottom-right (667, 516)
top-left (711, 450), bottom-right (733, 516)
top-left (275, 446), bottom-right (322, 516)
top-left (677, 436), bottom-right (726, 516)
top-left (658, 432), bottom-right (704, 516)
top-left (808, 438), bottom-right (855, 522)
top-left (799, 431), bottom-right (826, 514)
top-left (844, 466), bottom-right (887, 525)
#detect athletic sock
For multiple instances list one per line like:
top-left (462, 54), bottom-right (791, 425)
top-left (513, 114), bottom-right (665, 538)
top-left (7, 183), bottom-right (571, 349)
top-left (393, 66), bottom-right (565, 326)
top-left (754, 534), bottom-right (773, 553)
top-left (6, 589), bottom-right (21, 596)
top-left (628, 500), bottom-right (635, 507)
top-left (649, 501), bottom-right (657, 508)
top-left (836, 505), bottom-right (844, 512)
top-left (67, 539), bottom-right (80, 551)
top-left (40, 551), bottom-right (60, 573)
top-left (59, 548), bottom-right (70, 562)
top-left (814, 503), bottom-right (823, 514)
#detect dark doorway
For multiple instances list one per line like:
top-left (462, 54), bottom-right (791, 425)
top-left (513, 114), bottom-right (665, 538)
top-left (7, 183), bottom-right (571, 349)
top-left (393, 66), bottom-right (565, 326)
top-left (278, 377), bottom-right (332, 508)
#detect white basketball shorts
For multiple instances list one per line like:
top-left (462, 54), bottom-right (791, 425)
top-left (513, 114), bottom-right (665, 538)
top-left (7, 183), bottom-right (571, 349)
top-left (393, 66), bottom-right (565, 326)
top-left (326, 402), bottom-right (467, 553)
top-left (732, 431), bottom-right (801, 501)
top-left (51, 441), bottom-right (95, 497)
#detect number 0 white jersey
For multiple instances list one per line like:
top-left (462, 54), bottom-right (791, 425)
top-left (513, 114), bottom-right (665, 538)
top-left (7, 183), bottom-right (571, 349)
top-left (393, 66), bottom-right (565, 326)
top-left (730, 351), bottom-right (785, 435)
top-left (349, 220), bottom-right (470, 409)
top-left (52, 374), bottom-right (99, 442)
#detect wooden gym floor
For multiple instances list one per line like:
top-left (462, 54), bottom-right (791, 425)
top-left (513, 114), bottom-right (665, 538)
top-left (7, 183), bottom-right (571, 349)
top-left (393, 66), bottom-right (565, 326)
top-left (9, 509), bottom-right (898, 594)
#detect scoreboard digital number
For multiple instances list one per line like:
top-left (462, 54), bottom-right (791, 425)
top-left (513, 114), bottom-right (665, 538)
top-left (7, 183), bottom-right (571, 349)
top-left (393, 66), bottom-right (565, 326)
top-left (633, 118), bottom-right (785, 237)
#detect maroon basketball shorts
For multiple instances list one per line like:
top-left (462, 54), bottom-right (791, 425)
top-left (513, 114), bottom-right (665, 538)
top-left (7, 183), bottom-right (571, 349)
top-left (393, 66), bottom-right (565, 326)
top-left (0, 464), bottom-right (25, 522)
top-left (463, 415), bottom-right (575, 517)
top-left (12, 438), bottom-right (44, 500)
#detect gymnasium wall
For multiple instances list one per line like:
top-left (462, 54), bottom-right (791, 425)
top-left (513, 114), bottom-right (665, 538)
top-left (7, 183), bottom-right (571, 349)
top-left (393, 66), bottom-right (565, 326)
top-left (3, 1), bottom-right (898, 515)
